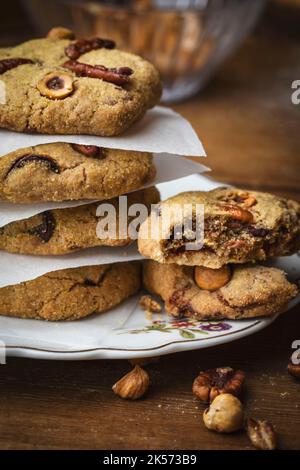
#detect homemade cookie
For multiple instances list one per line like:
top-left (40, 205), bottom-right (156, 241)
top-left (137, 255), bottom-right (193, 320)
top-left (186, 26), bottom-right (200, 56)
top-left (0, 262), bottom-right (141, 321)
top-left (0, 187), bottom-right (160, 255)
top-left (138, 188), bottom-right (300, 268)
top-left (143, 260), bottom-right (298, 320)
top-left (0, 142), bottom-right (156, 203)
top-left (0, 28), bottom-right (161, 136)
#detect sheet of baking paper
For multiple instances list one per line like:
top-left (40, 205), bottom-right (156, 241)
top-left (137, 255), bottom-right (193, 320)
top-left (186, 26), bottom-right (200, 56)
top-left (0, 244), bottom-right (142, 288)
top-left (0, 106), bottom-right (206, 157)
top-left (0, 155), bottom-right (210, 228)
top-left (0, 173), bottom-right (219, 288)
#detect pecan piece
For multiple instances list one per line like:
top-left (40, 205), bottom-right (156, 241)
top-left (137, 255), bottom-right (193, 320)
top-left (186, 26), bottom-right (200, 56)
top-left (71, 144), bottom-right (105, 159)
top-left (246, 418), bottom-right (277, 450)
top-left (194, 265), bottom-right (231, 291)
top-left (0, 58), bottom-right (34, 75)
top-left (47, 27), bottom-right (75, 40)
top-left (193, 367), bottom-right (245, 402)
top-left (63, 60), bottom-right (133, 86)
top-left (28, 211), bottom-right (56, 243)
top-left (6, 154), bottom-right (60, 178)
top-left (220, 203), bottom-right (254, 224)
top-left (37, 72), bottom-right (74, 99)
top-left (65, 37), bottom-right (115, 60)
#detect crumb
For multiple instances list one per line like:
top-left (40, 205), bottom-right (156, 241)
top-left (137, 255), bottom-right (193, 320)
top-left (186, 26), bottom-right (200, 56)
top-left (139, 295), bottom-right (162, 313)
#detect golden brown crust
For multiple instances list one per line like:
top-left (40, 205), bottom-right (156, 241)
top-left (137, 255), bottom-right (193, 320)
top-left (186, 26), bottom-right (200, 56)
top-left (138, 188), bottom-right (300, 268)
top-left (143, 260), bottom-right (298, 320)
top-left (0, 36), bottom-right (162, 136)
top-left (0, 142), bottom-right (156, 203)
top-left (0, 187), bottom-right (160, 255)
top-left (0, 262), bottom-right (141, 321)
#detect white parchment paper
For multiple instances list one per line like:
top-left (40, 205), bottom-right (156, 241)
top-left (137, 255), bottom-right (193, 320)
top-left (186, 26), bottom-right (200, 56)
top-left (0, 173), bottom-right (217, 288)
top-left (0, 106), bottom-right (206, 157)
top-left (0, 156), bottom-right (210, 227)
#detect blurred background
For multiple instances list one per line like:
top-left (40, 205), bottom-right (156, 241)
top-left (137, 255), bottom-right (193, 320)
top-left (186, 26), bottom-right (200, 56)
top-left (0, 0), bottom-right (295, 102)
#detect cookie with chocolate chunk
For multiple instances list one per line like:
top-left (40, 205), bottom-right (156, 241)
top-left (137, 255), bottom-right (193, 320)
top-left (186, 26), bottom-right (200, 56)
top-left (143, 260), bottom-right (298, 320)
top-left (0, 262), bottom-right (141, 321)
top-left (0, 28), bottom-right (161, 136)
top-left (0, 187), bottom-right (160, 255)
top-left (138, 188), bottom-right (300, 268)
top-left (0, 142), bottom-right (156, 203)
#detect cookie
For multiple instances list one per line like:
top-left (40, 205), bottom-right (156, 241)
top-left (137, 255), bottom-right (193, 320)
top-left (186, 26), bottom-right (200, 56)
top-left (0, 262), bottom-right (141, 321)
top-left (143, 260), bottom-right (298, 320)
top-left (0, 142), bottom-right (156, 203)
top-left (0, 187), bottom-right (160, 255)
top-left (138, 188), bottom-right (300, 268)
top-left (0, 29), bottom-right (162, 136)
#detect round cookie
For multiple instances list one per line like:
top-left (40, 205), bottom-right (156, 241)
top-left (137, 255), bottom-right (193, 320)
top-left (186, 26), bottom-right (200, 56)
top-left (143, 260), bottom-right (298, 320)
top-left (0, 262), bottom-right (141, 321)
top-left (0, 142), bottom-right (156, 203)
top-left (0, 30), bottom-right (162, 136)
top-left (138, 187), bottom-right (300, 268)
top-left (0, 187), bottom-right (160, 255)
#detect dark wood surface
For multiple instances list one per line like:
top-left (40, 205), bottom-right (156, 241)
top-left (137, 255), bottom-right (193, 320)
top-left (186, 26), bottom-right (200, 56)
top-left (0, 1), bottom-right (300, 450)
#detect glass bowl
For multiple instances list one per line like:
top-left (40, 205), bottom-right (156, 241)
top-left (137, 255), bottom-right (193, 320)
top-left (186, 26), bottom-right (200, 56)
top-left (26, 0), bottom-right (267, 102)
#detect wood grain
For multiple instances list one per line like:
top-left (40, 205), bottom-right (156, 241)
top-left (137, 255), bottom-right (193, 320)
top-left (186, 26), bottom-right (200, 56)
top-left (0, 1), bottom-right (300, 450)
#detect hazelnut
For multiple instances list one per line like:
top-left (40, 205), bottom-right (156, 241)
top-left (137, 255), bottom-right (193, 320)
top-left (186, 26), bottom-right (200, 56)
top-left (139, 295), bottom-right (162, 313)
top-left (221, 204), bottom-right (254, 224)
top-left (194, 265), bottom-right (231, 291)
top-left (112, 365), bottom-right (150, 400)
top-left (47, 27), bottom-right (75, 40)
top-left (203, 393), bottom-right (244, 433)
top-left (193, 367), bottom-right (245, 402)
top-left (246, 418), bottom-right (277, 450)
top-left (37, 72), bottom-right (74, 99)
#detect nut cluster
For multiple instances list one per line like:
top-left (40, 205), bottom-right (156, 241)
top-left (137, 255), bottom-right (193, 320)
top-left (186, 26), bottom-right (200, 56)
top-left (193, 367), bottom-right (245, 402)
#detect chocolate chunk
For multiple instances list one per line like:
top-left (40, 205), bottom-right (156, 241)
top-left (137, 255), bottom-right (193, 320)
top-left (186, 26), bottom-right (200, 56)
top-left (248, 226), bottom-right (270, 237)
top-left (83, 278), bottom-right (97, 287)
top-left (6, 154), bottom-right (60, 177)
top-left (29, 212), bottom-right (56, 243)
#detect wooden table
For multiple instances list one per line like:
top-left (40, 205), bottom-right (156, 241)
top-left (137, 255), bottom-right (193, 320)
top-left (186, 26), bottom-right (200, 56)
top-left (0, 2), bottom-right (300, 450)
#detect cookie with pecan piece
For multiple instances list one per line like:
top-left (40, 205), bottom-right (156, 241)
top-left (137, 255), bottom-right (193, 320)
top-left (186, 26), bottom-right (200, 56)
top-left (138, 188), bottom-right (300, 268)
top-left (0, 28), bottom-right (161, 135)
top-left (143, 260), bottom-right (298, 320)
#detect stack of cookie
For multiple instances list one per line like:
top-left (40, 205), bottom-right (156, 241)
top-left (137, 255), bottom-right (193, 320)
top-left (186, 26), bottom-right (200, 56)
top-left (138, 187), bottom-right (300, 320)
top-left (0, 27), bottom-right (163, 321)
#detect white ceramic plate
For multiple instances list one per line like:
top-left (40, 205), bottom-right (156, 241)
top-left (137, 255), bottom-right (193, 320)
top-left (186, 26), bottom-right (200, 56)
top-left (1, 175), bottom-right (299, 361)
